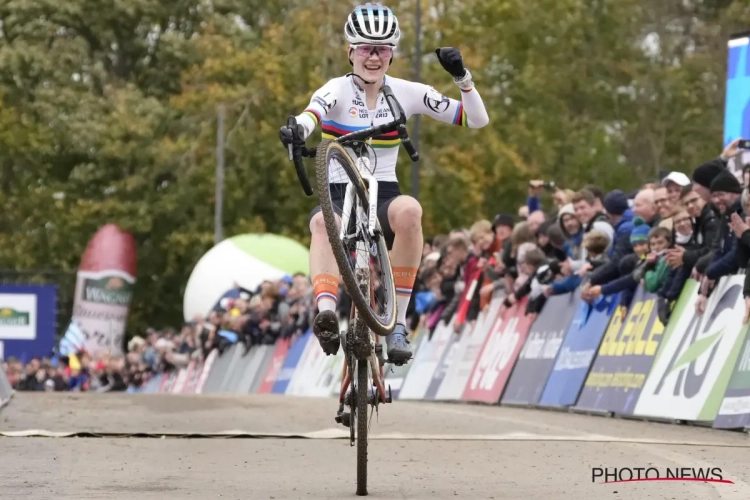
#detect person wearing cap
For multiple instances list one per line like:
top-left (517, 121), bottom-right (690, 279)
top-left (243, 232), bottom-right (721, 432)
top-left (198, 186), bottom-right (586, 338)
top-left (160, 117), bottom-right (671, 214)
top-left (661, 172), bottom-right (691, 204)
top-left (695, 170), bottom-right (744, 315)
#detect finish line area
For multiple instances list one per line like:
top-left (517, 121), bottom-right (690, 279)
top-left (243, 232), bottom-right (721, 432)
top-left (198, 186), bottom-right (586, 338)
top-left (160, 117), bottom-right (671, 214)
top-left (0, 393), bottom-right (748, 499)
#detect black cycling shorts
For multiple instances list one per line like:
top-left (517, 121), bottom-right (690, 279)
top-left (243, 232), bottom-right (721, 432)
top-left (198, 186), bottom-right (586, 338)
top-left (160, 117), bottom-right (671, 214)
top-left (308, 181), bottom-right (401, 250)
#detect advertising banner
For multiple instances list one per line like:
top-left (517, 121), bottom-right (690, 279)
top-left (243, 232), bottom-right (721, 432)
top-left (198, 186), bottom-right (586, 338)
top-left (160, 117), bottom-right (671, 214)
top-left (538, 294), bottom-right (618, 407)
top-left (200, 345), bottom-right (235, 393)
top-left (714, 331), bottom-right (750, 429)
top-left (235, 346), bottom-right (269, 394)
top-left (257, 338), bottom-right (291, 394)
top-left (435, 297), bottom-right (503, 401)
top-left (576, 286), bottom-right (666, 415)
top-left (287, 334), bottom-right (330, 396)
top-left (194, 349), bottom-right (218, 394)
top-left (0, 363), bottom-right (12, 406)
top-left (0, 285), bottom-right (58, 361)
top-left (71, 224), bottom-right (137, 357)
top-left (462, 298), bottom-right (534, 403)
top-left (423, 325), bottom-right (464, 399)
top-left (399, 319), bottom-right (454, 400)
top-left (501, 292), bottom-right (578, 405)
top-left (272, 331), bottom-right (311, 394)
top-left (250, 345), bottom-right (278, 393)
top-left (634, 277), bottom-right (748, 422)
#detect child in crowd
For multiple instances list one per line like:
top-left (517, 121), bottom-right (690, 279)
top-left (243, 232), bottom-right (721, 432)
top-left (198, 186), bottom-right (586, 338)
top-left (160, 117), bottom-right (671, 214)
top-left (584, 217), bottom-right (651, 311)
top-left (588, 217), bottom-right (672, 309)
top-left (643, 226), bottom-right (673, 293)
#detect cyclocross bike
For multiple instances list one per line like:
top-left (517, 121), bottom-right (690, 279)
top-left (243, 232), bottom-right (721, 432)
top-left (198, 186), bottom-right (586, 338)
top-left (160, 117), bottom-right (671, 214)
top-left (286, 82), bottom-right (420, 497)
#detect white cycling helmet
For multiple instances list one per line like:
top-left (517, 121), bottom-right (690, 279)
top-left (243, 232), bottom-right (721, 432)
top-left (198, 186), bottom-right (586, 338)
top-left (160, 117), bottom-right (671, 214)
top-left (344, 3), bottom-right (401, 46)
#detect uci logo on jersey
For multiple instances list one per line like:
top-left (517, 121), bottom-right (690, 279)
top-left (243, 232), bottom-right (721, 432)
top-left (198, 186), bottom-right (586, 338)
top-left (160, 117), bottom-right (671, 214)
top-left (352, 98), bottom-right (365, 107)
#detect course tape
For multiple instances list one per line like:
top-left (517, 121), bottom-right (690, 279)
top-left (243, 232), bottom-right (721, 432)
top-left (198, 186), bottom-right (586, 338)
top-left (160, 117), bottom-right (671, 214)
top-left (2, 428), bottom-right (748, 446)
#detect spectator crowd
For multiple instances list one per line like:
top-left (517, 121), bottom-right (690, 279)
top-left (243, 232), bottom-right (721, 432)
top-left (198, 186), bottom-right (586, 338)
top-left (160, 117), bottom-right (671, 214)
top-left (5, 138), bottom-right (750, 391)
top-left (4, 273), bottom-right (314, 392)
top-left (404, 138), bottom-right (750, 337)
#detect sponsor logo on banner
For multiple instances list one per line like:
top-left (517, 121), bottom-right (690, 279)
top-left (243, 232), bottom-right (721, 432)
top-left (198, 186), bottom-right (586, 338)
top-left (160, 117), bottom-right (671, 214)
top-left (634, 276), bottom-right (747, 422)
top-left (0, 294), bottom-right (37, 340)
top-left (435, 298), bottom-right (503, 400)
top-left (538, 294), bottom-right (618, 407)
top-left (502, 292), bottom-right (578, 405)
top-left (73, 270), bottom-right (134, 356)
top-left (463, 299), bottom-right (534, 403)
top-left (576, 287), bottom-right (666, 415)
top-left (714, 332), bottom-right (750, 429)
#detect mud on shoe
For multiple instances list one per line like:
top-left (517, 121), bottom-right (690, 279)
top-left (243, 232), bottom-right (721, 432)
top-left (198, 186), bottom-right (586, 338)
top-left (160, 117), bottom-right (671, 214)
top-left (313, 309), bottom-right (341, 356)
top-left (386, 324), bottom-right (412, 365)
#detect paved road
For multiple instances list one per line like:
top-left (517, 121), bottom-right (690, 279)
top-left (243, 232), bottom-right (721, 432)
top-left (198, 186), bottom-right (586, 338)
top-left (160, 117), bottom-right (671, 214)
top-left (1, 393), bottom-right (749, 499)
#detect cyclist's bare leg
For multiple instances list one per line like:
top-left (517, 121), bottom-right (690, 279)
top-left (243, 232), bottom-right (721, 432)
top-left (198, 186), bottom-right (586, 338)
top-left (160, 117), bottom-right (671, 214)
top-left (385, 195), bottom-right (423, 362)
top-left (309, 211), bottom-right (342, 355)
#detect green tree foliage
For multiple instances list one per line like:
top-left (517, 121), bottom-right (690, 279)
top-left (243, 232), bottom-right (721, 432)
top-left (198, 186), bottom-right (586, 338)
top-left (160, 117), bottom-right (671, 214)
top-left (0, 0), bottom-right (748, 334)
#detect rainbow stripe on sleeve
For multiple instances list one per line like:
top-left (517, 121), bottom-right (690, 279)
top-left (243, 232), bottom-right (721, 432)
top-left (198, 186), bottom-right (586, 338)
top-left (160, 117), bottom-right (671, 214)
top-left (303, 109), bottom-right (321, 125)
top-left (452, 102), bottom-right (468, 127)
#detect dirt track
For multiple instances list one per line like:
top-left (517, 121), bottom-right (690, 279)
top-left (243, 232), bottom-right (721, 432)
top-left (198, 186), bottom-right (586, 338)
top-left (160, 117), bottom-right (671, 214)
top-left (1, 393), bottom-right (749, 499)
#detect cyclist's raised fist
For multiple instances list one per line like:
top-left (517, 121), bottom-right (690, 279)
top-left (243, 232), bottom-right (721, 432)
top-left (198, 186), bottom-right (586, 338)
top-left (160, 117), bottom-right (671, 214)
top-left (435, 47), bottom-right (466, 79)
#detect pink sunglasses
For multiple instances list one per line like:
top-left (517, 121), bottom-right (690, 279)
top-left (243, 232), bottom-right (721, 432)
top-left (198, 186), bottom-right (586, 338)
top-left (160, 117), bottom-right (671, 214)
top-left (352, 45), bottom-right (394, 58)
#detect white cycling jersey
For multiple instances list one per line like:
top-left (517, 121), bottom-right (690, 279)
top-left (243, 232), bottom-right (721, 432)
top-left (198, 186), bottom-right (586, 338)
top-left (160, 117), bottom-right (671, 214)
top-left (296, 74), bottom-right (490, 183)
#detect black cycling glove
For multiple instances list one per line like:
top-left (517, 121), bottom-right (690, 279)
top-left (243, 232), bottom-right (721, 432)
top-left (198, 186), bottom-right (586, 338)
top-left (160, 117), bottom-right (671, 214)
top-left (279, 124), bottom-right (305, 147)
top-left (435, 47), bottom-right (466, 79)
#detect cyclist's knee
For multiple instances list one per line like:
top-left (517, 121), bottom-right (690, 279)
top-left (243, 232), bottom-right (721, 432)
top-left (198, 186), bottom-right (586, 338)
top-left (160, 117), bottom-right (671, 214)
top-left (309, 211), bottom-right (327, 235)
top-left (389, 196), bottom-right (422, 232)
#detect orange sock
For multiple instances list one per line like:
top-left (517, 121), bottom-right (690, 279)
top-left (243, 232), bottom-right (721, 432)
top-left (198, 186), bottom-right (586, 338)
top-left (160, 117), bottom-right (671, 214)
top-left (393, 267), bottom-right (418, 325)
top-left (312, 274), bottom-right (339, 313)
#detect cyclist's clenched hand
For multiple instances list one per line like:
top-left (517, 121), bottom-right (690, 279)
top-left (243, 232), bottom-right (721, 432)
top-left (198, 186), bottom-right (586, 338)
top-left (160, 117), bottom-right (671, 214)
top-left (278, 124), bottom-right (306, 147)
top-left (435, 47), bottom-right (466, 79)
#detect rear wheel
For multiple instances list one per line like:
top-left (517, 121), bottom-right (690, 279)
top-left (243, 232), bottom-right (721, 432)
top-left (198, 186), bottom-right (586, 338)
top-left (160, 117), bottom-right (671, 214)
top-left (355, 357), bottom-right (369, 496)
top-left (315, 140), bottom-right (397, 337)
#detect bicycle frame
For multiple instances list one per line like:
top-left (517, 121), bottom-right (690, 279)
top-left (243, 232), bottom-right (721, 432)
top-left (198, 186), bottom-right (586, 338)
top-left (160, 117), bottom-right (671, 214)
top-left (338, 170), bottom-right (389, 405)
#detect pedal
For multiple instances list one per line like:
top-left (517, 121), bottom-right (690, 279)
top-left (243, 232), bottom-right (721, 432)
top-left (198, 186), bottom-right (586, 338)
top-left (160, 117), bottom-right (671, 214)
top-left (375, 343), bottom-right (385, 367)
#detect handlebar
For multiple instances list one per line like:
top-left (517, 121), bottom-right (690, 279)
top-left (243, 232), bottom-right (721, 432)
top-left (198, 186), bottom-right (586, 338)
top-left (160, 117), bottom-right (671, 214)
top-left (286, 84), bottom-right (419, 196)
top-left (287, 116), bottom-right (315, 196)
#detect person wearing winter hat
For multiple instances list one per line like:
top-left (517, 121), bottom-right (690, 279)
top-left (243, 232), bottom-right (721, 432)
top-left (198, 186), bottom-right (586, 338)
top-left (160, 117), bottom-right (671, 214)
top-left (692, 159), bottom-right (726, 201)
top-left (695, 169), bottom-right (745, 315)
top-left (691, 138), bottom-right (746, 201)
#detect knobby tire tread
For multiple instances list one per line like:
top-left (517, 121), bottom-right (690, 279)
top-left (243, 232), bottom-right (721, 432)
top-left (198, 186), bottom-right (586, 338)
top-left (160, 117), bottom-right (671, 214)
top-left (356, 357), bottom-right (369, 496)
top-left (314, 140), bottom-right (397, 337)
